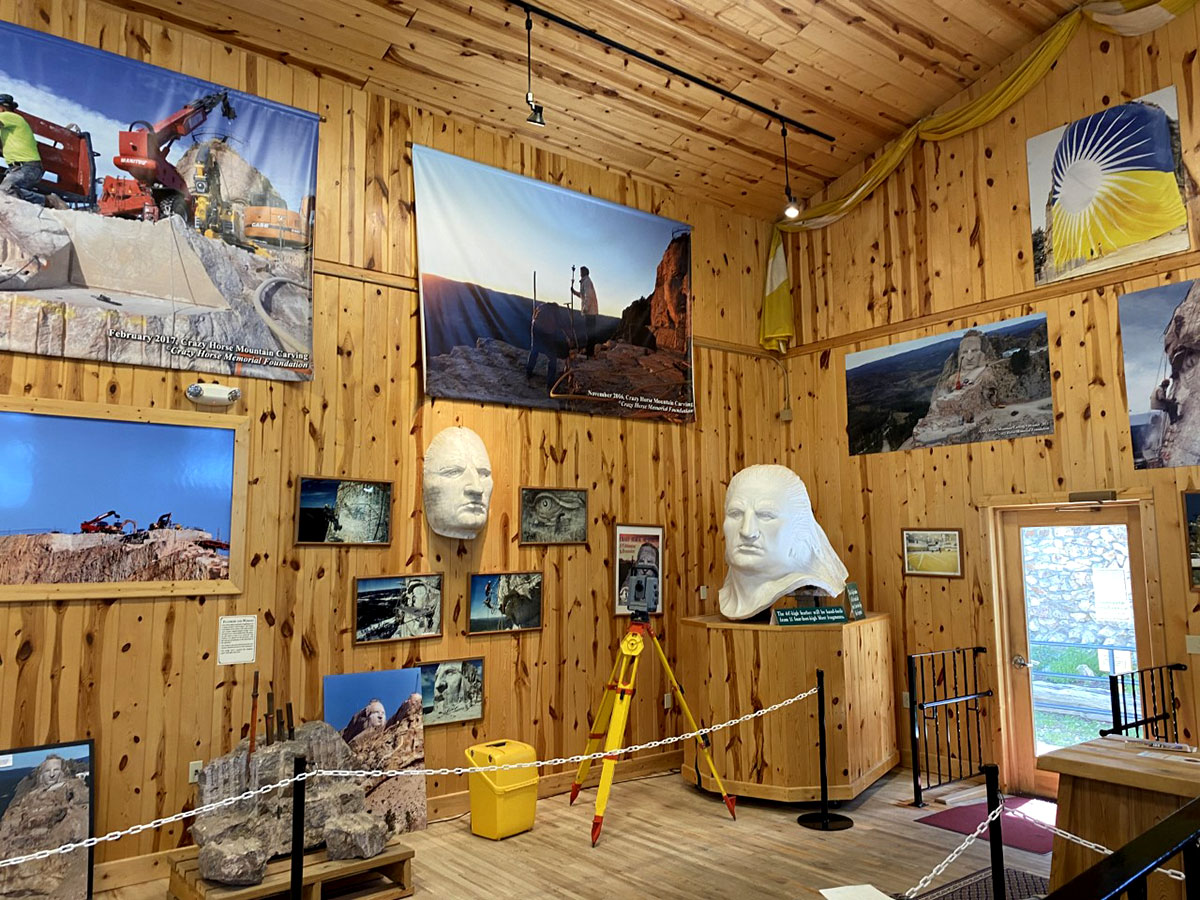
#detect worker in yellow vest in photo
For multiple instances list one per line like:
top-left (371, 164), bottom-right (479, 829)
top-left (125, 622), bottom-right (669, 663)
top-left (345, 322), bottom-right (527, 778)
top-left (0, 93), bottom-right (51, 206)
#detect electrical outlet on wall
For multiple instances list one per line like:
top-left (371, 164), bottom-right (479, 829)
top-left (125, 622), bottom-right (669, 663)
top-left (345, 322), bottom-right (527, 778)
top-left (188, 760), bottom-right (203, 784)
top-left (699, 585), bottom-right (708, 600)
top-left (663, 692), bottom-right (674, 710)
top-left (901, 691), bottom-right (910, 709)
top-left (1187, 635), bottom-right (1200, 656)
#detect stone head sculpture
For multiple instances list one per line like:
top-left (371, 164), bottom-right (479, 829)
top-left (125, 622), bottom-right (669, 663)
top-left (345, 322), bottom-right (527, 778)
top-left (718, 464), bottom-right (849, 620)
top-left (423, 427), bottom-right (493, 539)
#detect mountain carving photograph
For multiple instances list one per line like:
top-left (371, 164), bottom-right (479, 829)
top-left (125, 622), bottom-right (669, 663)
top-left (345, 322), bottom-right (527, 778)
top-left (0, 21), bottom-right (317, 382)
top-left (413, 145), bottom-right (694, 422)
top-left (0, 409), bottom-right (235, 588)
top-left (845, 314), bottom-right (1054, 455)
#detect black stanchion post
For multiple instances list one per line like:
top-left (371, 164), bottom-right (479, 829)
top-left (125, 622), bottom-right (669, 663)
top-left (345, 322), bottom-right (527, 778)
top-left (982, 763), bottom-right (1005, 900)
top-left (290, 754), bottom-right (306, 900)
top-left (797, 668), bottom-right (853, 831)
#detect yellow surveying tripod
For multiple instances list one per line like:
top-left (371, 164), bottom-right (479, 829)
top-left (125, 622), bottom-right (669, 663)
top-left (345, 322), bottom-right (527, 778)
top-left (569, 613), bottom-right (736, 845)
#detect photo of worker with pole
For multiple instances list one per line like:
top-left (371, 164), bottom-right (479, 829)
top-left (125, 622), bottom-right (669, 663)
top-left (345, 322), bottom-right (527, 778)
top-left (412, 145), bottom-right (694, 422)
top-left (0, 21), bottom-right (317, 381)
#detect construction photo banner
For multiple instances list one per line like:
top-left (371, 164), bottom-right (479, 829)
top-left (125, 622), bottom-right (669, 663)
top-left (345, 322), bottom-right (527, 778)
top-left (412, 145), bottom-right (695, 423)
top-left (0, 22), bottom-right (318, 381)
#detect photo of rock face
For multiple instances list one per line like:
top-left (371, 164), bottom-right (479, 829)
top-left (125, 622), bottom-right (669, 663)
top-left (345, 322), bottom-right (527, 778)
top-left (354, 575), bottom-right (442, 643)
top-left (0, 742), bottom-right (92, 900)
top-left (468, 573), bottom-right (542, 633)
top-left (323, 670), bottom-right (427, 836)
top-left (296, 478), bottom-right (392, 544)
top-left (845, 314), bottom-right (1054, 456)
top-left (417, 660), bottom-right (484, 726)
top-left (518, 488), bottom-right (588, 544)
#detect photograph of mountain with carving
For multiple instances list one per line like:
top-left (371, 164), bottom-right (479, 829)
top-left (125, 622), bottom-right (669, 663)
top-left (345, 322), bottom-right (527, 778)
top-left (0, 21), bottom-right (317, 381)
top-left (413, 145), bottom-right (694, 422)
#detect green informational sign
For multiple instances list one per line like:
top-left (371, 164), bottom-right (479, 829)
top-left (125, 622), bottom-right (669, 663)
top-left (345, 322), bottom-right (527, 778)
top-left (774, 606), bottom-right (848, 626)
top-left (846, 582), bottom-right (865, 620)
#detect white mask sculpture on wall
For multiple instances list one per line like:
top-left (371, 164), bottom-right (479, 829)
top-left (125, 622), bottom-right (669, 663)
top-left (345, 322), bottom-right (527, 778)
top-left (719, 464), bottom-right (849, 620)
top-left (423, 427), bottom-right (494, 540)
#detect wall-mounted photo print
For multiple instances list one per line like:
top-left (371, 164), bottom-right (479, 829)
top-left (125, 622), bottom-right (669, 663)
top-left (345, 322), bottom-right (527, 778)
top-left (322, 669), bottom-right (427, 834)
top-left (295, 477), bottom-right (392, 545)
top-left (413, 145), bottom-right (694, 422)
top-left (354, 574), bottom-right (443, 643)
top-left (468, 573), bottom-right (543, 634)
top-left (413, 658), bottom-right (484, 726)
top-left (845, 314), bottom-right (1053, 455)
top-left (0, 740), bottom-right (93, 900)
top-left (1183, 492), bottom-right (1200, 591)
top-left (519, 487), bottom-right (587, 545)
top-left (1027, 85), bottom-right (1192, 286)
top-left (0, 399), bottom-right (246, 601)
top-left (902, 529), bottom-right (963, 578)
top-left (615, 524), bottom-right (663, 615)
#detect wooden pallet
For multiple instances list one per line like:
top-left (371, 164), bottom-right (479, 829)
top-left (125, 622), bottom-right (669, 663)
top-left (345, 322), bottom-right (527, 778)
top-left (166, 840), bottom-right (414, 900)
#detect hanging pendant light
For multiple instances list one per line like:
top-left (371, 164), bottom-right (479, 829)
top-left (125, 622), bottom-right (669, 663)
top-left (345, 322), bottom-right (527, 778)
top-left (781, 122), bottom-right (800, 219)
top-left (525, 11), bottom-right (546, 127)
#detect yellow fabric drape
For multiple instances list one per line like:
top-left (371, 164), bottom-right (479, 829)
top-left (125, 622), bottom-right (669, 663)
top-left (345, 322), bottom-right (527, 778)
top-left (760, 0), bottom-right (1199, 348)
top-left (759, 228), bottom-right (792, 351)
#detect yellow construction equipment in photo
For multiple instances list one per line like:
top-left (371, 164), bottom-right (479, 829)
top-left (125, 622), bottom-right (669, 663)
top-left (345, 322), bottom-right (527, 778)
top-left (569, 617), bottom-right (736, 846)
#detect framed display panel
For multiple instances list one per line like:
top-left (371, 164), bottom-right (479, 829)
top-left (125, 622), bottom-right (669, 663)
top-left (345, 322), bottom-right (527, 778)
top-left (294, 476), bottom-right (393, 546)
top-left (468, 572), bottom-right (543, 634)
top-left (0, 396), bottom-right (247, 601)
top-left (518, 487), bottom-right (588, 545)
top-left (614, 523), bottom-right (664, 615)
top-left (414, 658), bottom-right (484, 726)
top-left (353, 574), bottom-right (443, 644)
top-left (0, 738), bottom-right (94, 900)
top-left (1183, 492), bottom-right (1200, 592)
top-left (901, 528), bottom-right (964, 578)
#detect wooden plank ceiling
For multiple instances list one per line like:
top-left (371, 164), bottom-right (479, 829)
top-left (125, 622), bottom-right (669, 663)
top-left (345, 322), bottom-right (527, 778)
top-left (111, 0), bottom-right (1077, 220)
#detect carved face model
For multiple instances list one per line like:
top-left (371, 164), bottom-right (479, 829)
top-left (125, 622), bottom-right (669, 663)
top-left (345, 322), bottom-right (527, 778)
top-left (423, 427), bottom-right (494, 540)
top-left (37, 757), bottom-right (66, 788)
top-left (719, 465), bottom-right (849, 620)
top-left (958, 333), bottom-right (985, 370)
top-left (364, 699), bottom-right (386, 729)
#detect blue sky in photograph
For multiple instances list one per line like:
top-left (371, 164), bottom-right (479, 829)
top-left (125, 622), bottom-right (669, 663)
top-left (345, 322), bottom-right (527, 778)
top-left (1, 743), bottom-right (91, 767)
top-left (846, 313), bottom-right (1045, 372)
top-left (0, 412), bottom-right (233, 536)
top-left (1118, 280), bottom-right (1192, 418)
top-left (412, 145), bottom-right (688, 316)
top-left (0, 22), bottom-right (317, 209)
top-left (323, 669), bottom-right (420, 732)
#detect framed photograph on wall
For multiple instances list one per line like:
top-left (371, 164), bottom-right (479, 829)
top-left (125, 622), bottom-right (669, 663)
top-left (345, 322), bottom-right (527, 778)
top-left (353, 574), bottom-right (443, 643)
top-left (518, 487), bottom-right (587, 545)
top-left (468, 573), bottom-right (543, 634)
top-left (0, 397), bottom-right (247, 602)
top-left (295, 477), bottom-right (392, 546)
top-left (412, 658), bottom-right (484, 726)
top-left (902, 528), bottom-right (963, 578)
top-left (0, 739), bottom-right (94, 900)
top-left (1183, 492), bottom-right (1200, 591)
top-left (615, 524), bottom-right (664, 615)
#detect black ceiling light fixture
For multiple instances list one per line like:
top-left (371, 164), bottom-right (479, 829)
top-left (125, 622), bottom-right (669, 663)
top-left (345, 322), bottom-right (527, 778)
top-left (524, 10), bottom-right (545, 127)
top-left (780, 122), bottom-right (800, 220)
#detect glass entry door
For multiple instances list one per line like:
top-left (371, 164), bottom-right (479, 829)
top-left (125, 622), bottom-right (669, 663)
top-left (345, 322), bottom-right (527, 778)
top-left (997, 503), bottom-right (1152, 795)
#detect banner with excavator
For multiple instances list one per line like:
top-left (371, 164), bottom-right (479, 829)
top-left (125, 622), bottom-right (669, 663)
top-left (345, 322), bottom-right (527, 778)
top-left (0, 22), bottom-right (317, 381)
top-left (412, 146), bottom-right (695, 422)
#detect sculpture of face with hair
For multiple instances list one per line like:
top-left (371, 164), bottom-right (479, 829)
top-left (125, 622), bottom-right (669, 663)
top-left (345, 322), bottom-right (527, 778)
top-left (719, 464), bottom-right (849, 620)
top-left (423, 427), bottom-right (494, 540)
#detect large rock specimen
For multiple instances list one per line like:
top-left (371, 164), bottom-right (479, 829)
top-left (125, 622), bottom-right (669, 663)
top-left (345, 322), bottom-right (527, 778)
top-left (324, 813), bottom-right (387, 861)
top-left (191, 720), bottom-right (387, 886)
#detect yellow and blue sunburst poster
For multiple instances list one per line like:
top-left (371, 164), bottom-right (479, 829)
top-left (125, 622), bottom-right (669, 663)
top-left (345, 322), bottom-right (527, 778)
top-left (1027, 85), bottom-right (1192, 285)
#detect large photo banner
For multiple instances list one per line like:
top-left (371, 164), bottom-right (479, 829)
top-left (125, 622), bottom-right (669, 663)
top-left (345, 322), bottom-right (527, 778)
top-left (413, 146), bottom-right (694, 422)
top-left (0, 22), bottom-right (317, 381)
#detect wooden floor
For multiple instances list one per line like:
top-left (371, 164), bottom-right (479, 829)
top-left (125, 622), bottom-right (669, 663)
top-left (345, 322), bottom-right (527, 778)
top-left (107, 769), bottom-right (1051, 900)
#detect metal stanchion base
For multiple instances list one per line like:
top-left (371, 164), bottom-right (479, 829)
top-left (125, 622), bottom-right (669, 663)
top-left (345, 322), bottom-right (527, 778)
top-left (796, 811), bottom-right (854, 831)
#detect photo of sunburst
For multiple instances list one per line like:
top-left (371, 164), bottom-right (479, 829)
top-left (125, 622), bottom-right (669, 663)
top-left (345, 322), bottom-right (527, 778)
top-left (1027, 85), bottom-right (1193, 285)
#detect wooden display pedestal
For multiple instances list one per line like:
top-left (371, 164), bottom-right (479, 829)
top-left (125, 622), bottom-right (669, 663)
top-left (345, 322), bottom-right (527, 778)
top-left (680, 612), bottom-right (897, 802)
top-left (166, 839), bottom-right (414, 900)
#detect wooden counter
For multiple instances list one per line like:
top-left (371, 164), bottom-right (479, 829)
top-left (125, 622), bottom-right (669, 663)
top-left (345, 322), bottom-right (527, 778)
top-left (1039, 738), bottom-right (1200, 899)
top-left (679, 612), bottom-right (897, 802)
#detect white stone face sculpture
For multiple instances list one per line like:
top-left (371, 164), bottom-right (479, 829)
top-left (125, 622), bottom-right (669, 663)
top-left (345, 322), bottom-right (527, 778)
top-left (423, 427), bottom-right (494, 540)
top-left (719, 464), bottom-right (849, 620)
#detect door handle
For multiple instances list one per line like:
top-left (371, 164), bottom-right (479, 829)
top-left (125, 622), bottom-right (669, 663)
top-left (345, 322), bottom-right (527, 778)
top-left (1012, 654), bottom-right (1039, 669)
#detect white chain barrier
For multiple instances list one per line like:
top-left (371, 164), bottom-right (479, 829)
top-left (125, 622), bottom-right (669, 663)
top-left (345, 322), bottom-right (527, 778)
top-left (0, 684), bottom-right (819, 871)
top-left (904, 798), bottom-right (1187, 898)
